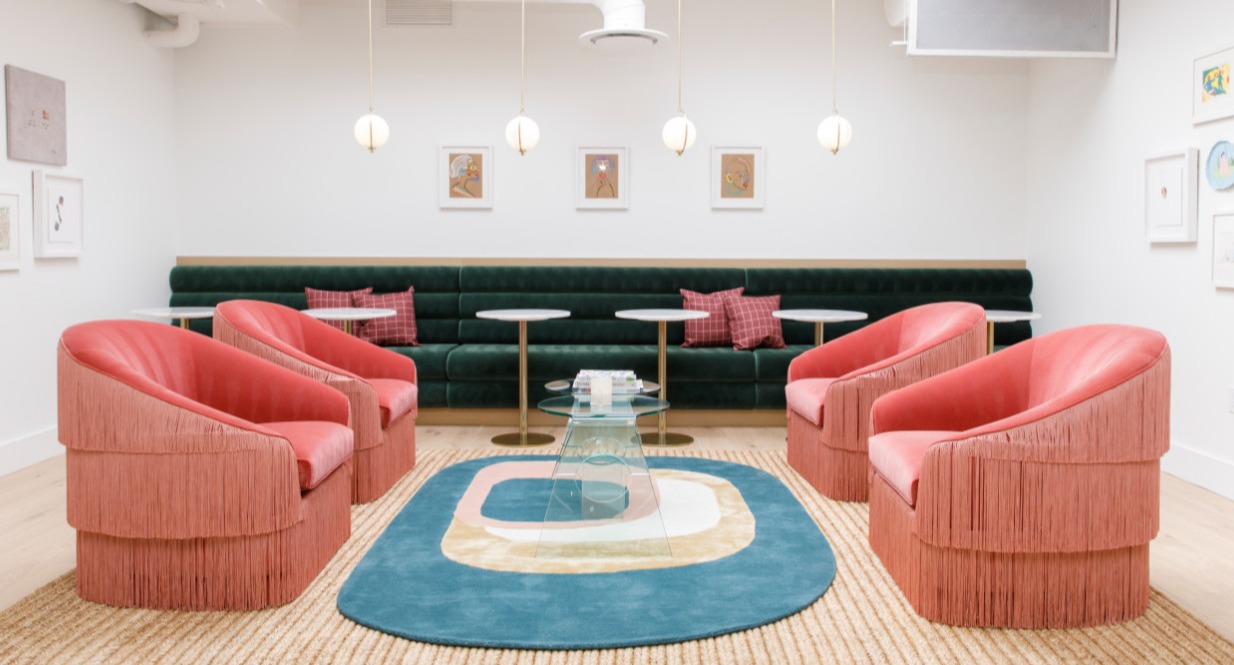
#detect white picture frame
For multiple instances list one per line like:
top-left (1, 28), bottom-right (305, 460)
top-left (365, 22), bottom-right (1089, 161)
top-left (439, 146), bottom-right (492, 209)
top-left (1144, 149), bottom-right (1198, 243)
top-left (1213, 211), bottom-right (1234, 289)
top-left (711, 146), bottom-right (765, 209)
top-left (32, 169), bottom-right (82, 258)
top-left (1193, 43), bottom-right (1234, 125)
top-left (0, 185), bottom-right (20, 271)
top-left (576, 146), bottom-right (628, 210)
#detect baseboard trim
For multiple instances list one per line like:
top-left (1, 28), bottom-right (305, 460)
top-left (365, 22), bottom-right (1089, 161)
top-left (416, 408), bottom-right (787, 427)
top-left (0, 428), bottom-right (62, 479)
top-left (1163, 441), bottom-right (1234, 502)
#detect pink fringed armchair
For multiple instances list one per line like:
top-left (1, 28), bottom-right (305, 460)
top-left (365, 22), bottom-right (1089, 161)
top-left (58, 320), bottom-right (354, 610)
top-left (214, 300), bottom-right (417, 503)
top-left (785, 302), bottom-right (986, 501)
top-left (866, 324), bottom-right (1171, 628)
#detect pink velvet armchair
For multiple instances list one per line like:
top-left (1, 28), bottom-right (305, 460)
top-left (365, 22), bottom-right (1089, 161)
top-left (58, 320), bottom-right (354, 610)
top-left (785, 302), bottom-right (986, 501)
top-left (866, 324), bottom-right (1171, 628)
top-left (214, 300), bottom-right (417, 503)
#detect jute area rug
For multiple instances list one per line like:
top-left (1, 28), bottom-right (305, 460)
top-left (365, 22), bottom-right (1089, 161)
top-left (2, 449), bottom-right (1232, 665)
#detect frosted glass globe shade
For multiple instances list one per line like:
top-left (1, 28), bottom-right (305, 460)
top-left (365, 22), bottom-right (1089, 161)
top-left (661, 114), bottom-right (697, 155)
top-left (505, 114), bottom-right (540, 155)
top-left (817, 114), bottom-right (853, 154)
top-left (354, 113), bottom-right (390, 152)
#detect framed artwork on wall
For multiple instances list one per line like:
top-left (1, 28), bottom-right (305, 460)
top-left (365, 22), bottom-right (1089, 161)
top-left (1144, 149), bottom-right (1198, 243)
top-left (1206, 140), bottom-right (1234, 190)
top-left (32, 169), bottom-right (83, 258)
top-left (711, 146), bottom-right (765, 209)
top-left (439, 146), bottom-right (492, 209)
top-left (576, 147), bottom-right (628, 209)
top-left (1193, 43), bottom-right (1234, 125)
top-left (0, 185), bottom-right (20, 271)
top-left (1213, 212), bottom-right (1234, 289)
top-left (5, 65), bottom-right (68, 166)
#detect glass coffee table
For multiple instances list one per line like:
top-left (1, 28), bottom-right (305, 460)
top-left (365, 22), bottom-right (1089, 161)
top-left (534, 395), bottom-right (672, 559)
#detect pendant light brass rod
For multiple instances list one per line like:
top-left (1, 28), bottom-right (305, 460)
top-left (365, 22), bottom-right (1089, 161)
top-left (676, 0), bottom-right (684, 113)
top-left (367, 0), bottom-right (375, 113)
top-left (831, 0), bottom-right (838, 115)
top-left (519, 0), bottom-right (526, 114)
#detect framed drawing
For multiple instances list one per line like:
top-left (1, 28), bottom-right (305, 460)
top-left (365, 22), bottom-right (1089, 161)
top-left (1213, 212), bottom-right (1234, 289)
top-left (439, 146), bottom-right (492, 209)
top-left (711, 146), bottom-right (765, 209)
top-left (0, 185), bottom-right (20, 271)
top-left (32, 170), bottom-right (83, 258)
top-left (1144, 149), bottom-right (1198, 243)
top-left (5, 65), bottom-right (67, 166)
top-left (1193, 43), bottom-right (1234, 125)
top-left (577, 147), bottom-right (628, 209)
top-left (1206, 140), bottom-right (1234, 190)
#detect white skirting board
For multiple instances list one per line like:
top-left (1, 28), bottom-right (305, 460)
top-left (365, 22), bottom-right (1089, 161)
top-left (1163, 442), bottom-right (1234, 502)
top-left (0, 428), bottom-right (61, 479)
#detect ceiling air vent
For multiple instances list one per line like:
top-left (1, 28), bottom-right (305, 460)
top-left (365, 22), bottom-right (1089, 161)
top-left (385, 0), bottom-right (453, 27)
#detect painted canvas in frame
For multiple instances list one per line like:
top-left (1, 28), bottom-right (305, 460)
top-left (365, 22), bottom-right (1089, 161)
top-left (1193, 43), bottom-right (1234, 124)
top-left (711, 146), bottom-right (765, 209)
top-left (1144, 149), bottom-right (1198, 243)
top-left (0, 185), bottom-right (20, 270)
top-left (32, 170), bottom-right (83, 258)
top-left (5, 65), bottom-right (67, 166)
top-left (577, 147), bottom-right (628, 209)
top-left (439, 146), bottom-right (492, 209)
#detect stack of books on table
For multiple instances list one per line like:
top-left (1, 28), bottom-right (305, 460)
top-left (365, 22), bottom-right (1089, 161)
top-left (572, 369), bottom-right (643, 395)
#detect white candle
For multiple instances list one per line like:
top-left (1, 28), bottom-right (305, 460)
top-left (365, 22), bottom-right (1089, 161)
top-left (591, 375), bottom-right (612, 407)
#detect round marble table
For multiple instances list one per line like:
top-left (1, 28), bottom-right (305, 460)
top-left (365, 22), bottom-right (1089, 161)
top-left (132, 306), bottom-right (216, 330)
top-left (772, 309), bottom-right (869, 346)
top-left (983, 309), bottom-right (1041, 354)
top-left (302, 307), bottom-right (396, 335)
top-left (476, 308), bottom-right (572, 447)
top-left (614, 308), bottom-right (710, 446)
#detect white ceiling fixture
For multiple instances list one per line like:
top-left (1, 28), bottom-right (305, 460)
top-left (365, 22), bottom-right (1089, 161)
top-left (453, 0), bottom-right (666, 50)
top-left (117, 0), bottom-right (298, 48)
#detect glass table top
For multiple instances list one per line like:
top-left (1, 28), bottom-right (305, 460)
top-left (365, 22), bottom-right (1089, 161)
top-left (537, 395), bottom-right (669, 419)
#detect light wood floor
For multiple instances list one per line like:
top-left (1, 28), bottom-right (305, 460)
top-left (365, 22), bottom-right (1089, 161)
top-left (3, 425), bottom-right (1233, 643)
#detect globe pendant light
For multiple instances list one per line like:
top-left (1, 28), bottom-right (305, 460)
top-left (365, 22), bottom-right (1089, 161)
top-left (354, 0), bottom-right (388, 152)
top-left (661, 0), bottom-right (696, 156)
top-left (506, 0), bottom-right (539, 155)
top-left (818, 0), bottom-right (851, 154)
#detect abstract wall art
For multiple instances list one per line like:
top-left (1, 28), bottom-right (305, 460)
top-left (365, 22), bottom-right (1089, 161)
top-left (5, 65), bottom-right (67, 166)
top-left (32, 170), bottom-right (82, 258)
top-left (1206, 140), bottom-right (1234, 190)
top-left (1193, 44), bottom-right (1234, 124)
top-left (0, 185), bottom-right (20, 271)
top-left (711, 146), bottom-right (765, 209)
top-left (1144, 149), bottom-right (1198, 244)
top-left (439, 146), bottom-right (492, 209)
top-left (577, 147), bottom-right (628, 209)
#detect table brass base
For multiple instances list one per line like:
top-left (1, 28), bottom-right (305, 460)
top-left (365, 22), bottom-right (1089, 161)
top-left (639, 431), bottom-right (694, 447)
top-left (491, 432), bottom-right (556, 447)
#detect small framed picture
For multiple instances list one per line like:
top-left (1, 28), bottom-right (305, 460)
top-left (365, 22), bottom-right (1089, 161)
top-left (1144, 149), bottom-right (1198, 243)
top-left (711, 146), bottom-right (765, 209)
top-left (32, 169), bottom-right (82, 258)
top-left (439, 146), bottom-right (492, 209)
top-left (1193, 43), bottom-right (1234, 125)
top-left (576, 147), bottom-right (628, 210)
top-left (0, 185), bottom-right (20, 271)
top-left (1213, 212), bottom-right (1234, 289)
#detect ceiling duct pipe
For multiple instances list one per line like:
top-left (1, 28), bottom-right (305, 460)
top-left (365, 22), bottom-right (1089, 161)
top-left (143, 13), bottom-right (201, 48)
top-left (579, 0), bottom-right (667, 49)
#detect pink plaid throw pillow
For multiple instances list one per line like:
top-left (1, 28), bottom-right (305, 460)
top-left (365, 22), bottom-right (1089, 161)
top-left (355, 288), bottom-right (419, 346)
top-left (305, 287), bottom-right (373, 331)
top-left (680, 287), bottom-right (744, 347)
top-left (725, 295), bottom-right (786, 350)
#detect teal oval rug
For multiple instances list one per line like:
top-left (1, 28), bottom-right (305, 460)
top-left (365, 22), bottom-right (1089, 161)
top-left (337, 456), bottom-right (837, 649)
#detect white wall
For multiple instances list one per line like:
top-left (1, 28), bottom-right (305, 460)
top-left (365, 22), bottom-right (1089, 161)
top-left (175, 0), bottom-right (1029, 260)
top-left (1025, 0), bottom-right (1234, 498)
top-left (0, 0), bottom-right (179, 475)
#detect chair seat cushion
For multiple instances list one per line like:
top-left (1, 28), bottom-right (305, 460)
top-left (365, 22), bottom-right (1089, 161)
top-left (784, 378), bottom-right (836, 426)
top-left (868, 430), bottom-right (960, 506)
top-left (262, 421), bottom-right (354, 491)
top-left (369, 378), bottom-right (418, 427)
